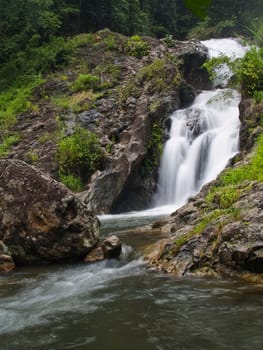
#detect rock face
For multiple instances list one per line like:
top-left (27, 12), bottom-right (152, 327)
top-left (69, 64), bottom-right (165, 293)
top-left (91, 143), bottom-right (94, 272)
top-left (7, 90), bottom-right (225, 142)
top-left (145, 182), bottom-right (263, 278)
top-left (0, 159), bottom-right (99, 266)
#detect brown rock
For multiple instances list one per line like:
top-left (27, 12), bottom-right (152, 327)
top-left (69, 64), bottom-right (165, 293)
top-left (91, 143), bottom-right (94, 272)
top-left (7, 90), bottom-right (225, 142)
top-left (84, 235), bottom-right (122, 263)
top-left (101, 235), bottom-right (122, 259)
top-left (84, 246), bottom-right (104, 263)
top-left (0, 254), bottom-right (15, 272)
top-left (0, 159), bottom-right (99, 266)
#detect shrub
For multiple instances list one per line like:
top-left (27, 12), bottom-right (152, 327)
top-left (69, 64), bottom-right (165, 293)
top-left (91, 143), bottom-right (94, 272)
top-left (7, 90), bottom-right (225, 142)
top-left (71, 74), bottom-right (100, 92)
top-left (57, 127), bottom-right (102, 182)
top-left (126, 35), bottom-right (150, 58)
top-left (238, 47), bottom-right (263, 97)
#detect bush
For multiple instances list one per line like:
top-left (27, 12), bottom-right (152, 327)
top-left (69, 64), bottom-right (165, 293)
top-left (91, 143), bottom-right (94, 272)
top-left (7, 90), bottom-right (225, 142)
top-left (238, 47), bottom-right (263, 97)
top-left (126, 35), bottom-right (150, 58)
top-left (57, 127), bottom-right (102, 183)
top-left (71, 74), bottom-right (100, 92)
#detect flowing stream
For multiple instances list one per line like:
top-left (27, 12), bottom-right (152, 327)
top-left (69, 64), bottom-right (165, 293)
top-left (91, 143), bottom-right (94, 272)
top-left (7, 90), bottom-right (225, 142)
top-left (1, 39), bottom-right (262, 350)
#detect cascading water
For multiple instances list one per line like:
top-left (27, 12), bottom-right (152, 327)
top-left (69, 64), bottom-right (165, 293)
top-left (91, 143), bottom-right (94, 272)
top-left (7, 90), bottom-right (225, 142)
top-left (155, 89), bottom-right (240, 207)
top-left (154, 38), bottom-right (248, 210)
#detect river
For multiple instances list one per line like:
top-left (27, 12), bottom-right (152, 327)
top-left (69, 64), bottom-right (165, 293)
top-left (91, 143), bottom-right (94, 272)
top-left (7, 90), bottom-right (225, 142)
top-left (0, 217), bottom-right (263, 350)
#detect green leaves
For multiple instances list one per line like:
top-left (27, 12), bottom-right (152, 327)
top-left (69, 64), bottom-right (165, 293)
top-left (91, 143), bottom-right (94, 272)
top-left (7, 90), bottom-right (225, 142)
top-left (184, 0), bottom-right (212, 18)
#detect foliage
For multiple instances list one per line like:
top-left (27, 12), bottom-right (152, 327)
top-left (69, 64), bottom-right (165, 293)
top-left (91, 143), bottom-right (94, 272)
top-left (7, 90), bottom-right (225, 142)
top-left (57, 127), bottom-right (102, 187)
top-left (0, 134), bottom-right (20, 157)
top-left (0, 37), bottom-right (74, 91)
top-left (238, 48), bottom-right (263, 97)
top-left (71, 74), bottom-right (100, 92)
top-left (183, 0), bottom-right (212, 19)
top-left (187, 17), bottom-right (237, 40)
top-left (144, 122), bottom-right (163, 172)
top-left (52, 91), bottom-right (100, 112)
top-left (0, 76), bottom-right (43, 156)
top-left (126, 36), bottom-right (150, 58)
top-left (59, 173), bottom-right (83, 192)
top-left (205, 129), bottom-right (263, 213)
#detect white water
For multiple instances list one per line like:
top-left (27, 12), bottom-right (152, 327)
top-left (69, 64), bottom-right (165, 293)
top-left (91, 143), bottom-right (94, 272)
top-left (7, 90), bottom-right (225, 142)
top-left (100, 38), bottom-right (249, 222)
top-left (155, 88), bottom-right (240, 206)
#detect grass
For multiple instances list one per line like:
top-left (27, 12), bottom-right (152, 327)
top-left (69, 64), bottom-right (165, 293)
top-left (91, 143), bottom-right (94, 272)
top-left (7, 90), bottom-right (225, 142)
top-left (0, 134), bottom-right (20, 157)
top-left (51, 91), bottom-right (101, 113)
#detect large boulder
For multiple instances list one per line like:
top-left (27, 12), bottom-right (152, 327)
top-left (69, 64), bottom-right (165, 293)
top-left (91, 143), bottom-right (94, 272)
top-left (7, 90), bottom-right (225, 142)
top-left (0, 159), bottom-right (99, 266)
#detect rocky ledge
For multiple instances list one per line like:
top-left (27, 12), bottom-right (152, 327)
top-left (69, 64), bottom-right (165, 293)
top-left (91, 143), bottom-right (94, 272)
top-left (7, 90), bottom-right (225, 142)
top-left (145, 181), bottom-right (263, 280)
top-left (0, 159), bottom-right (121, 272)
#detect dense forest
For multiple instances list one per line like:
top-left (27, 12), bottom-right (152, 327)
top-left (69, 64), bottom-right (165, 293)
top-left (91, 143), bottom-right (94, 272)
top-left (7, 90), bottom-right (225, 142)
top-left (1, 0), bottom-right (263, 66)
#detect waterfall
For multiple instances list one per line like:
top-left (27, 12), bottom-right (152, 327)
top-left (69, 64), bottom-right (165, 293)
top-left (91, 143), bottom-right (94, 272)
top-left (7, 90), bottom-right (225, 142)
top-left (154, 38), bottom-right (249, 209)
top-left (100, 39), bottom-right (249, 222)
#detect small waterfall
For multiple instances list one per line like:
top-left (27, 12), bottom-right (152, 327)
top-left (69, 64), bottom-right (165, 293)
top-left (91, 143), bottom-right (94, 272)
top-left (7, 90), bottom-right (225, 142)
top-left (154, 38), bottom-right (249, 208)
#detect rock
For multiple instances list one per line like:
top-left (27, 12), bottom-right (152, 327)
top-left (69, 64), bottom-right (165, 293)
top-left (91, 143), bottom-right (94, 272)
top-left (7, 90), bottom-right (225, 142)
top-left (84, 235), bottom-right (122, 263)
top-left (84, 246), bottom-right (104, 263)
top-left (101, 235), bottom-right (122, 259)
top-left (0, 159), bottom-right (99, 266)
top-left (145, 181), bottom-right (263, 279)
top-left (0, 241), bottom-right (15, 272)
top-left (0, 254), bottom-right (15, 273)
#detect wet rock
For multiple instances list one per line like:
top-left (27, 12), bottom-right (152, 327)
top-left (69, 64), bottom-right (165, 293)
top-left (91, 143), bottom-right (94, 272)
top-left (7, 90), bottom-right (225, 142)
top-left (101, 235), bottom-right (122, 259)
top-left (0, 241), bottom-right (15, 272)
top-left (84, 246), bottom-right (104, 263)
top-left (0, 159), bottom-right (99, 266)
top-left (0, 254), bottom-right (15, 273)
top-left (84, 235), bottom-right (122, 263)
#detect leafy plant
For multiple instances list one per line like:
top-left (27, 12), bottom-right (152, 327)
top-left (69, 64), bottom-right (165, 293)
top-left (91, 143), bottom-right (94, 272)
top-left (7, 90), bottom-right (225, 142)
top-left (126, 35), bottom-right (150, 59)
top-left (57, 127), bottom-right (102, 187)
top-left (238, 47), bottom-right (263, 97)
top-left (71, 74), bottom-right (100, 92)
